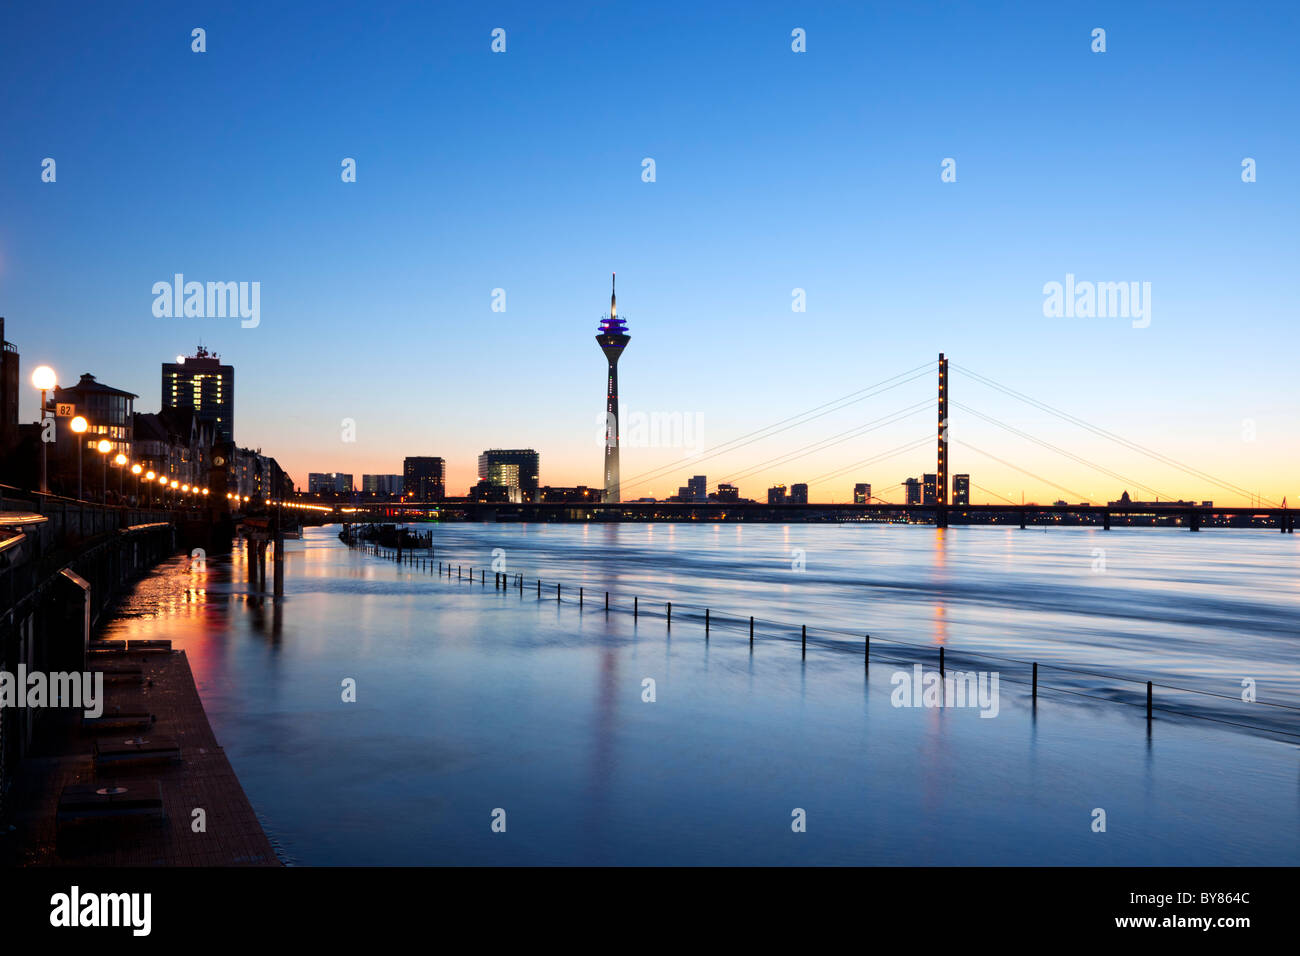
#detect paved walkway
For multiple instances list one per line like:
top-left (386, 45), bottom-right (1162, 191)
top-left (9, 650), bottom-right (280, 866)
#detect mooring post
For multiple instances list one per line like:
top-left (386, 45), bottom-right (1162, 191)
top-left (801, 625), bottom-right (806, 659)
top-left (705, 608), bottom-right (709, 635)
top-left (865, 634), bottom-right (869, 669)
top-left (667, 602), bottom-right (671, 628)
top-left (580, 586), bottom-right (583, 607)
top-left (634, 596), bottom-right (638, 620)
top-left (749, 616), bottom-right (754, 647)
top-left (537, 579), bottom-right (541, 597)
top-left (1032, 662), bottom-right (1038, 701)
top-left (556, 582), bottom-right (560, 602)
top-left (1147, 681), bottom-right (1153, 720)
top-left (939, 646), bottom-right (945, 674)
top-left (605, 591), bottom-right (609, 611)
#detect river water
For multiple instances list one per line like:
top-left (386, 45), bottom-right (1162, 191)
top-left (102, 523), bottom-right (1300, 865)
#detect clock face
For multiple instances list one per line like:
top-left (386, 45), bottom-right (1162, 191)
top-left (213, 456), bottom-right (226, 466)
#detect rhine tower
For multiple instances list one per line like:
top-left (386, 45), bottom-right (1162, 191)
top-left (596, 273), bottom-right (630, 503)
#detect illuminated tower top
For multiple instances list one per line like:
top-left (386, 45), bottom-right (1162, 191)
top-left (597, 272), bottom-right (629, 338)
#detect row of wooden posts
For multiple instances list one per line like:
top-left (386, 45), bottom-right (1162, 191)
top-left (366, 541), bottom-right (1158, 723)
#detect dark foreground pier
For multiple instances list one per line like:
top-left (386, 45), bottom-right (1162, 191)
top-left (6, 647), bottom-right (278, 866)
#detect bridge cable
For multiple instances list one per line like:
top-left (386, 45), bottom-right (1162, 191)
top-left (617, 361), bottom-right (936, 493)
top-left (953, 363), bottom-right (1279, 507)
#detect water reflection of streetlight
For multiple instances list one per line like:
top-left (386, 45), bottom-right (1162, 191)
top-left (30, 365), bottom-right (57, 494)
top-left (70, 416), bottom-right (88, 500)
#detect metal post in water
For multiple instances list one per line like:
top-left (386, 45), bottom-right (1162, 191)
top-left (865, 634), bottom-right (869, 669)
top-left (801, 624), bottom-right (806, 659)
top-left (634, 596), bottom-right (638, 620)
top-left (667, 602), bottom-right (671, 628)
top-left (580, 586), bottom-right (583, 607)
top-left (1147, 681), bottom-right (1152, 720)
top-left (705, 608), bottom-right (709, 635)
top-left (939, 646), bottom-right (945, 674)
top-left (749, 616), bottom-right (754, 647)
top-left (1032, 662), bottom-right (1038, 701)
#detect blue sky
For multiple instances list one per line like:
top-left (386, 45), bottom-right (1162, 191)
top-left (2, 1), bottom-right (1296, 502)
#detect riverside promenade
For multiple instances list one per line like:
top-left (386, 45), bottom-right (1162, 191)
top-left (7, 646), bottom-right (278, 866)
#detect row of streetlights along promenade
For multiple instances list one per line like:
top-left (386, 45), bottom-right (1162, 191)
top-left (28, 362), bottom-right (250, 510)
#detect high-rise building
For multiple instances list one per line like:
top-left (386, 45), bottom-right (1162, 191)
top-left (853, 482), bottom-right (871, 504)
top-left (362, 474), bottom-right (403, 495)
top-left (0, 318), bottom-right (19, 454)
top-left (478, 449), bottom-right (539, 501)
top-left (922, 473), bottom-right (938, 505)
top-left (162, 346), bottom-right (234, 446)
top-left (903, 477), bottom-right (921, 505)
top-left (788, 483), bottom-right (808, 504)
top-left (685, 475), bottom-right (707, 502)
top-left (308, 472), bottom-right (352, 493)
top-left (953, 474), bottom-right (970, 506)
top-left (403, 456), bottom-right (445, 500)
top-left (596, 273), bottom-right (630, 503)
top-left (767, 484), bottom-right (787, 505)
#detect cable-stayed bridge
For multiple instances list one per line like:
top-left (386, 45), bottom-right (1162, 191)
top-left (325, 355), bottom-right (1296, 531)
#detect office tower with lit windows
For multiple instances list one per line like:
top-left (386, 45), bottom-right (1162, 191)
top-left (162, 346), bottom-right (234, 446)
top-left (0, 318), bottom-right (19, 454)
top-left (953, 474), bottom-right (970, 506)
top-left (903, 477), bottom-right (921, 505)
top-left (853, 483), bottom-right (871, 504)
top-left (362, 474), bottom-right (403, 495)
top-left (403, 456), bottom-right (446, 500)
top-left (596, 273), bottom-right (630, 503)
top-left (478, 449), bottom-right (540, 501)
top-left (788, 483), bottom-right (809, 504)
top-left (922, 473), bottom-right (938, 505)
top-left (308, 472), bottom-right (353, 493)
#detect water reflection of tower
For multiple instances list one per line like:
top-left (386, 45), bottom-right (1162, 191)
top-left (596, 273), bottom-right (630, 503)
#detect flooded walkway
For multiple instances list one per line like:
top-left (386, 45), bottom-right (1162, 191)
top-left (9, 648), bottom-right (278, 866)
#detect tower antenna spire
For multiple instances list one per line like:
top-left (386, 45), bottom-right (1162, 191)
top-left (611, 272), bottom-right (616, 319)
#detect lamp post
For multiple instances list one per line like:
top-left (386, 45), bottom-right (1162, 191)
top-left (30, 365), bottom-right (57, 494)
top-left (114, 453), bottom-right (128, 499)
top-left (97, 439), bottom-right (112, 503)
top-left (131, 463), bottom-right (142, 505)
top-left (69, 416), bottom-right (88, 500)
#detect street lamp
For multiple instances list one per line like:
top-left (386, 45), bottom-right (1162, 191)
top-left (69, 416), bottom-right (88, 500)
top-left (97, 439), bottom-right (112, 502)
top-left (30, 365), bottom-right (57, 494)
top-left (115, 453), bottom-right (128, 498)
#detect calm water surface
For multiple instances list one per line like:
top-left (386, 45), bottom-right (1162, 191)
top-left (103, 523), bottom-right (1300, 865)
